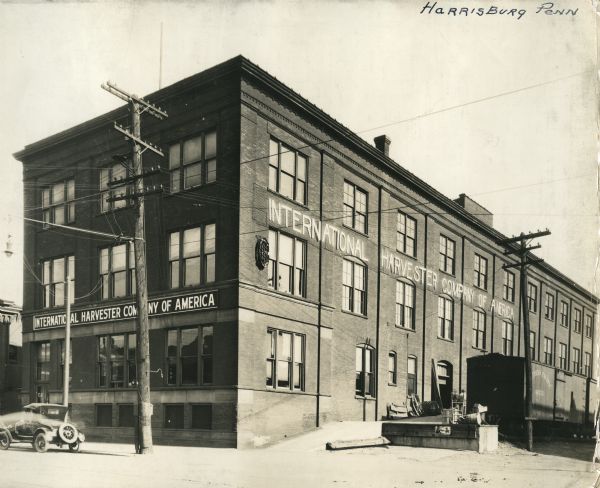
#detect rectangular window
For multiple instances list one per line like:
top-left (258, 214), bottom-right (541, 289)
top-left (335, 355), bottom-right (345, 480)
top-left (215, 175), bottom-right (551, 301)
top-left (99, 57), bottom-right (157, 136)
top-left (267, 229), bottom-right (306, 297)
top-left (395, 281), bottom-right (415, 329)
top-left (472, 309), bottom-right (486, 350)
top-left (584, 352), bottom-right (591, 377)
top-left (503, 271), bottom-right (515, 302)
top-left (266, 329), bottom-right (304, 391)
top-left (388, 352), bottom-right (397, 385)
top-left (36, 342), bottom-right (51, 382)
top-left (355, 345), bottom-right (375, 397)
top-left (100, 164), bottom-right (132, 212)
top-left (342, 259), bottom-right (367, 315)
top-left (41, 256), bottom-right (75, 308)
top-left (439, 235), bottom-right (455, 275)
top-left (544, 337), bottom-right (553, 366)
top-left (407, 356), bottom-right (417, 396)
top-left (473, 254), bottom-right (488, 290)
top-left (530, 331), bottom-right (536, 361)
top-left (502, 321), bottom-right (513, 356)
top-left (574, 308), bottom-right (582, 333)
top-left (191, 404), bottom-right (212, 430)
top-left (397, 212), bottom-right (416, 257)
top-left (544, 292), bottom-right (555, 320)
top-left (572, 347), bottom-right (581, 374)
top-left (96, 404), bottom-right (112, 427)
top-left (559, 342), bottom-right (567, 370)
top-left (164, 404), bottom-right (184, 429)
top-left (169, 130), bottom-right (217, 192)
top-left (166, 326), bottom-right (213, 386)
top-left (169, 224), bottom-right (216, 288)
top-left (560, 301), bottom-right (569, 328)
top-left (527, 282), bottom-right (538, 313)
top-left (42, 178), bottom-right (75, 226)
top-left (97, 333), bottom-right (136, 388)
top-left (100, 243), bottom-right (135, 299)
top-left (585, 314), bottom-right (593, 338)
top-left (118, 404), bottom-right (135, 428)
top-left (268, 138), bottom-right (307, 204)
top-left (8, 345), bottom-right (18, 364)
top-left (438, 296), bottom-right (454, 340)
top-left (343, 181), bottom-right (368, 234)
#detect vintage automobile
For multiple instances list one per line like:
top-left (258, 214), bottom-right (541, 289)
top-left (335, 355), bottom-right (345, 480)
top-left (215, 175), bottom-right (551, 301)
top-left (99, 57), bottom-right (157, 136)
top-left (0, 403), bottom-right (85, 453)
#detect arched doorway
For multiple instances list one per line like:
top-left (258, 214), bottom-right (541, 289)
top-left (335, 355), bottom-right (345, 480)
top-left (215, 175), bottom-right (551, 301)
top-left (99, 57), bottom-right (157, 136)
top-left (435, 361), bottom-right (453, 409)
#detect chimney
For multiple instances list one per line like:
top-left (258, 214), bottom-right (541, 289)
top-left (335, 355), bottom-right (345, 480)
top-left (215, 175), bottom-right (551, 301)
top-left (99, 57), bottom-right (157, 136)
top-left (454, 193), bottom-right (494, 228)
top-left (374, 135), bottom-right (391, 157)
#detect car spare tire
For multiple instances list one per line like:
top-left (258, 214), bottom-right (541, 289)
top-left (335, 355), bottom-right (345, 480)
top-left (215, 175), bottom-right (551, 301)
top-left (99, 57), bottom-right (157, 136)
top-left (59, 423), bottom-right (78, 444)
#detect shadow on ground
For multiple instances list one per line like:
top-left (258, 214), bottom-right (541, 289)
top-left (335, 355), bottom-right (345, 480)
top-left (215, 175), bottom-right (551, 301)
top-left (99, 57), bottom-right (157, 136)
top-left (503, 439), bottom-right (596, 463)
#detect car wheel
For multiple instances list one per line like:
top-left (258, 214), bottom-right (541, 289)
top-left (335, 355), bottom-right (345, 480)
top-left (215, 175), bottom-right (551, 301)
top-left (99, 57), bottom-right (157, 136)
top-left (33, 432), bottom-right (48, 453)
top-left (0, 430), bottom-right (10, 450)
top-left (58, 424), bottom-right (78, 444)
top-left (68, 441), bottom-right (80, 453)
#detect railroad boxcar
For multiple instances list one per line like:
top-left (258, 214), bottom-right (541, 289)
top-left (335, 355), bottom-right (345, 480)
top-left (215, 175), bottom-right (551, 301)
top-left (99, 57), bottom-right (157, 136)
top-left (466, 353), bottom-right (596, 436)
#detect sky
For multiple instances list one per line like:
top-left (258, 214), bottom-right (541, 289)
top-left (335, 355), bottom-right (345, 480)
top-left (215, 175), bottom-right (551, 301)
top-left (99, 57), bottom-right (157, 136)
top-left (0, 0), bottom-right (597, 307)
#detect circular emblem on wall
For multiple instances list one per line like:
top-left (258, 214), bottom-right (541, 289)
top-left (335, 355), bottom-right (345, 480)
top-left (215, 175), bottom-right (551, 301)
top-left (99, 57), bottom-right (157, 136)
top-left (255, 236), bottom-right (270, 270)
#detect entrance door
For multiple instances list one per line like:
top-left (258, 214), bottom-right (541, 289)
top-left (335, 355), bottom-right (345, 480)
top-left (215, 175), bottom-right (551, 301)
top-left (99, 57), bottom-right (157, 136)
top-left (437, 362), bottom-right (453, 409)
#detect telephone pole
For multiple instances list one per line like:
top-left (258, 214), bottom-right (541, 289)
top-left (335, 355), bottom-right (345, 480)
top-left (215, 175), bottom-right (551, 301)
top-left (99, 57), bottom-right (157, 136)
top-left (498, 229), bottom-right (551, 452)
top-left (101, 82), bottom-right (167, 454)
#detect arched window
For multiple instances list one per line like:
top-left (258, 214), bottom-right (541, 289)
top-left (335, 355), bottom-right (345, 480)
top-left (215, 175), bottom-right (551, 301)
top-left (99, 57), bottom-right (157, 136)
top-left (502, 320), bottom-right (514, 356)
top-left (388, 351), bottom-right (397, 385)
top-left (435, 360), bottom-right (453, 409)
top-left (396, 280), bottom-right (415, 329)
top-left (438, 295), bottom-right (454, 340)
top-left (407, 355), bottom-right (417, 396)
top-left (472, 308), bottom-right (486, 350)
top-left (355, 344), bottom-right (375, 397)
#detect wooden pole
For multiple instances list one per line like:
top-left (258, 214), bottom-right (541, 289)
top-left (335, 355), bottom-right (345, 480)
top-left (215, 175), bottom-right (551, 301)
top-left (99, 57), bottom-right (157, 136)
top-left (63, 276), bottom-right (71, 407)
top-left (519, 241), bottom-right (534, 452)
top-left (132, 101), bottom-right (153, 454)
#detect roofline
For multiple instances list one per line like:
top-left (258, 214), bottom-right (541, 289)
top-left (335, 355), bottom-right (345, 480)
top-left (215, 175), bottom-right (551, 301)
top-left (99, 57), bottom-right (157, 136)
top-left (13, 55), bottom-right (600, 303)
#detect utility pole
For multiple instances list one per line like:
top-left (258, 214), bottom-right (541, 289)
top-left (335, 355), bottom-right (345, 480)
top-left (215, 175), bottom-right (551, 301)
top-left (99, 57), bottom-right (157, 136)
top-left (101, 82), bottom-right (167, 454)
top-left (63, 275), bottom-right (71, 407)
top-left (498, 229), bottom-right (550, 452)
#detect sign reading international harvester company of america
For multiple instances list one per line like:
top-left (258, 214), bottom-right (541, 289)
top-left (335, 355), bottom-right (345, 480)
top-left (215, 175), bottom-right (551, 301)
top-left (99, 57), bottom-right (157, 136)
top-left (33, 290), bottom-right (218, 330)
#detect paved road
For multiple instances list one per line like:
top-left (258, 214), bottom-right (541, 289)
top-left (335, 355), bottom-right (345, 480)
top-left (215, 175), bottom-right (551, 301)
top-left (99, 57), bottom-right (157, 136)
top-left (0, 424), bottom-right (597, 488)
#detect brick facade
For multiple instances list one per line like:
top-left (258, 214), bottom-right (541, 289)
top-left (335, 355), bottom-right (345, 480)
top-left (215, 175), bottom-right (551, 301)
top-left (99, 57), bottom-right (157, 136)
top-left (15, 56), bottom-right (597, 448)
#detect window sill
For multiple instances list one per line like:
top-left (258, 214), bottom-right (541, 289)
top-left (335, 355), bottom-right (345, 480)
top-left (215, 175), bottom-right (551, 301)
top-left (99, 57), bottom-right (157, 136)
top-left (437, 336), bottom-right (454, 343)
top-left (341, 309), bottom-right (368, 319)
top-left (438, 269), bottom-right (456, 279)
top-left (472, 346), bottom-right (487, 353)
top-left (164, 180), bottom-right (218, 198)
top-left (266, 188), bottom-right (308, 210)
top-left (342, 222), bottom-right (369, 239)
top-left (265, 286), bottom-right (307, 302)
top-left (395, 324), bottom-right (416, 332)
top-left (387, 383), bottom-right (397, 387)
top-left (265, 387), bottom-right (307, 395)
top-left (473, 285), bottom-right (488, 293)
top-left (395, 249), bottom-right (418, 261)
top-left (355, 395), bottom-right (376, 401)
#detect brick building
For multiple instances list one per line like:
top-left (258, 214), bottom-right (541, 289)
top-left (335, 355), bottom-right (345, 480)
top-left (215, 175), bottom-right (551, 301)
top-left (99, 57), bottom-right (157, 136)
top-left (0, 299), bottom-right (22, 414)
top-left (15, 56), bottom-right (597, 447)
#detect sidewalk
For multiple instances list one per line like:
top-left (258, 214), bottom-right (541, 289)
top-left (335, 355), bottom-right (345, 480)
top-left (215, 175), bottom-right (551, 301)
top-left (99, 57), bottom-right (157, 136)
top-left (0, 422), bottom-right (598, 488)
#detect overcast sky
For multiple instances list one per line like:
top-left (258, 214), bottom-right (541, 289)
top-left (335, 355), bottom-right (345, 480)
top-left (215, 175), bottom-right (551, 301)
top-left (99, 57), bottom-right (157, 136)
top-left (0, 0), bottom-right (597, 306)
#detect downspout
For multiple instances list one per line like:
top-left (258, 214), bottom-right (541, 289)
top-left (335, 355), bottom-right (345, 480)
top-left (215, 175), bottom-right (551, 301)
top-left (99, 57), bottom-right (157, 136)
top-left (375, 184), bottom-right (383, 419)
top-left (316, 149), bottom-right (324, 428)
top-left (459, 236), bottom-right (465, 391)
top-left (421, 214), bottom-right (428, 400)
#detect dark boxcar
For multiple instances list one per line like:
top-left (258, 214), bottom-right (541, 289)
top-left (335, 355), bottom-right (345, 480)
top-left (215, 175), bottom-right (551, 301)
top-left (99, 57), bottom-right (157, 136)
top-left (467, 353), bottom-right (594, 431)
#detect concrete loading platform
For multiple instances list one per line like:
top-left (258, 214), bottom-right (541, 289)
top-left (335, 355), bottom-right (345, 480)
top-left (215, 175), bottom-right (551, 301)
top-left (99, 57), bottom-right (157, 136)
top-left (382, 416), bottom-right (498, 453)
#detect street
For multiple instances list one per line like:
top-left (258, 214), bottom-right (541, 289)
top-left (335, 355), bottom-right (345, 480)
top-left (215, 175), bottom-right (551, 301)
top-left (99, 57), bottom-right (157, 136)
top-left (0, 422), bottom-right (597, 488)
